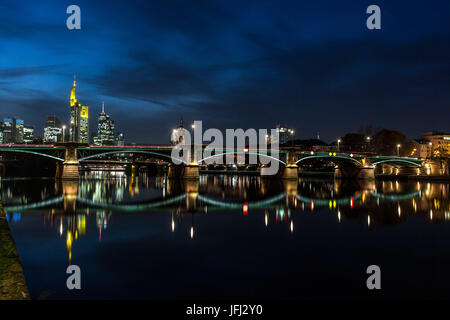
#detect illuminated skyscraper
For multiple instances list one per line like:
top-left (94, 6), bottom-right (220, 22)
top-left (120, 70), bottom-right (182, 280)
top-left (23, 125), bottom-right (34, 144)
top-left (171, 117), bottom-right (186, 145)
top-left (69, 76), bottom-right (89, 143)
top-left (2, 118), bottom-right (13, 143)
top-left (97, 101), bottom-right (115, 145)
top-left (44, 116), bottom-right (62, 143)
top-left (1, 117), bottom-right (24, 143)
top-left (116, 132), bottom-right (125, 146)
top-left (14, 118), bottom-right (24, 143)
top-left (269, 124), bottom-right (294, 145)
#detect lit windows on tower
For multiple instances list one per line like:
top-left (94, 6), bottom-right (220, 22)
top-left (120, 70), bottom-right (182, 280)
top-left (97, 102), bottom-right (115, 146)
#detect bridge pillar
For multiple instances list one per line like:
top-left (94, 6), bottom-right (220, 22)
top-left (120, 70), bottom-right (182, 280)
top-left (283, 180), bottom-right (298, 208)
top-left (57, 180), bottom-right (79, 214)
top-left (183, 146), bottom-right (200, 180)
top-left (421, 160), bottom-right (448, 175)
top-left (282, 164), bottom-right (299, 180)
top-left (183, 163), bottom-right (200, 180)
top-left (56, 143), bottom-right (80, 180)
top-left (334, 166), bottom-right (375, 180)
top-left (184, 180), bottom-right (199, 210)
top-left (281, 151), bottom-right (298, 180)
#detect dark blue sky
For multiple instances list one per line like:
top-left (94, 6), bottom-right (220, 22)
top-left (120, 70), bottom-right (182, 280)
top-left (1, 0), bottom-right (450, 143)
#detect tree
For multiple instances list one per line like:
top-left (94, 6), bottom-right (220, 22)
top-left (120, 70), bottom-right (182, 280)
top-left (372, 129), bottom-right (414, 156)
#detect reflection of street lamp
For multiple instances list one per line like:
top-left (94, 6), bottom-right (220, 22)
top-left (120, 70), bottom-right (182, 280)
top-left (62, 125), bottom-right (66, 143)
top-left (337, 139), bottom-right (341, 152)
top-left (70, 120), bottom-right (74, 142)
top-left (397, 144), bottom-right (401, 156)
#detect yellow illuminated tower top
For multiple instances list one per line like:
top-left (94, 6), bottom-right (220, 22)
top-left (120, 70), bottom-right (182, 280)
top-left (70, 74), bottom-right (77, 107)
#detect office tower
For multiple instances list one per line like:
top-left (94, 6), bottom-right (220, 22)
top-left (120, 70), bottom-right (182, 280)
top-left (69, 76), bottom-right (89, 143)
top-left (2, 118), bottom-right (13, 143)
top-left (23, 125), bottom-right (34, 144)
top-left (14, 118), bottom-right (24, 143)
top-left (171, 117), bottom-right (185, 145)
top-left (1, 117), bottom-right (24, 143)
top-left (116, 132), bottom-right (125, 146)
top-left (97, 101), bottom-right (115, 145)
top-left (44, 116), bottom-right (62, 143)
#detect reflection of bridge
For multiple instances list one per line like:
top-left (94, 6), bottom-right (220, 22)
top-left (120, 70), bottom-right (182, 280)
top-left (0, 143), bottom-right (426, 181)
top-left (1, 182), bottom-right (421, 214)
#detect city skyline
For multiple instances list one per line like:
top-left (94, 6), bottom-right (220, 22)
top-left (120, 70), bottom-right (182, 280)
top-left (1, 1), bottom-right (450, 143)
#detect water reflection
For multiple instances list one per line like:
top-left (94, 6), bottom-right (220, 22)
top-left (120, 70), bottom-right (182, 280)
top-left (2, 175), bottom-right (450, 258)
top-left (3, 173), bottom-right (450, 299)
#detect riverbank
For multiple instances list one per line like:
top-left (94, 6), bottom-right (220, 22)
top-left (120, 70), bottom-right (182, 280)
top-left (377, 174), bottom-right (450, 181)
top-left (0, 206), bottom-right (30, 300)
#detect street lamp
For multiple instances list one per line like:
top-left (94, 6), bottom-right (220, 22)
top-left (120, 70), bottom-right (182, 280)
top-left (191, 123), bottom-right (195, 129)
top-left (62, 125), bottom-right (66, 143)
top-left (397, 144), bottom-right (401, 156)
top-left (337, 139), bottom-right (341, 152)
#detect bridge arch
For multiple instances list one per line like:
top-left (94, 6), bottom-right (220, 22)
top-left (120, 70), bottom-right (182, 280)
top-left (78, 150), bottom-right (185, 164)
top-left (0, 149), bottom-right (64, 162)
top-left (2, 196), bottom-right (64, 212)
top-left (295, 193), bottom-right (362, 207)
top-left (197, 152), bottom-right (286, 166)
top-left (296, 155), bottom-right (363, 167)
top-left (371, 159), bottom-right (422, 168)
top-left (76, 194), bottom-right (187, 211)
top-left (197, 192), bottom-right (286, 209)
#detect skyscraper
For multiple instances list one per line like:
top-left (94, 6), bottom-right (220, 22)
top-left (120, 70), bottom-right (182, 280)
top-left (171, 117), bottom-right (185, 145)
top-left (116, 132), bottom-right (125, 146)
top-left (97, 101), bottom-right (115, 145)
top-left (1, 117), bottom-right (24, 143)
top-left (44, 116), bottom-right (62, 143)
top-left (2, 118), bottom-right (14, 143)
top-left (14, 118), bottom-right (24, 143)
top-left (23, 125), bottom-right (34, 144)
top-left (69, 76), bottom-right (89, 143)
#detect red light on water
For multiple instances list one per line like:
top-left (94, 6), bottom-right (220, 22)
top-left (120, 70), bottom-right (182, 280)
top-left (310, 200), bottom-right (314, 211)
top-left (243, 203), bottom-right (248, 215)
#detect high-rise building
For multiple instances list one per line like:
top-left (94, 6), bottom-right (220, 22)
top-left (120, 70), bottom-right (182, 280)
top-left (69, 76), bottom-right (89, 143)
top-left (14, 118), bottom-right (24, 143)
top-left (1, 117), bottom-right (24, 143)
top-left (171, 117), bottom-right (186, 145)
top-left (116, 132), bottom-right (125, 146)
top-left (44, 116), bottom-right (62, 143)
top-left (92, 132), bottom-right (101, 145)
top-left (97, 102), bottom-right (115, 145)
top-left (269, 124), bottom-right (294, 145)
top-left (23, 125), bottom-right (34, 144)
top-left (2, 118), bottom-right (14, 143)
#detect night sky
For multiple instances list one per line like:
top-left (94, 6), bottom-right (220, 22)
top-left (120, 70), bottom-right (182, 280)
top-left (1, 0), bottom-right (450, 144)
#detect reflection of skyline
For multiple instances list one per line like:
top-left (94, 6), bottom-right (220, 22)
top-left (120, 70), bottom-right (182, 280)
top-left (3, 174), bottom-right (450, 219)
top-left (4, 174), bottom-right (450, 265)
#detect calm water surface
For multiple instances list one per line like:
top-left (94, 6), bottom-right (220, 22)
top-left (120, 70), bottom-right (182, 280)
top-left (3, 173), bottom-right (450, 300)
